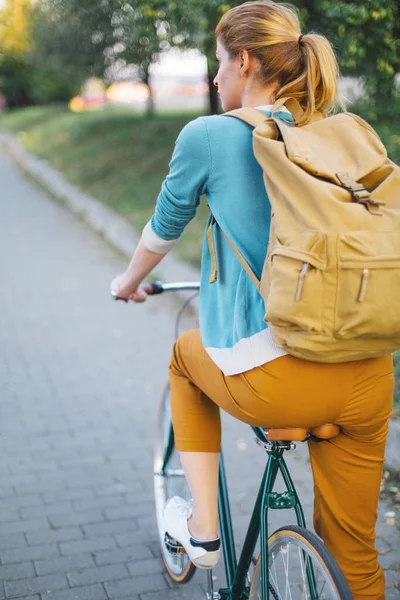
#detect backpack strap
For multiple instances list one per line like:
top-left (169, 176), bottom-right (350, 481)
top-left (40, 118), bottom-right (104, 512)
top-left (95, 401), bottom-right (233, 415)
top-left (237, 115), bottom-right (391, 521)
top-left (222, 107), bottom-right (270, 128)
top-left (272, 96), bottom-right (304, 121)
top-left (207, 215), bottom-right (261, 290)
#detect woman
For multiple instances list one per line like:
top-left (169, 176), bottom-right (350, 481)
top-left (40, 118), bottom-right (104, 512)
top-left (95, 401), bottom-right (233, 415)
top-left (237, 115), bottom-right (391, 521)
top-left (110, 2), bottom-right (394, 598)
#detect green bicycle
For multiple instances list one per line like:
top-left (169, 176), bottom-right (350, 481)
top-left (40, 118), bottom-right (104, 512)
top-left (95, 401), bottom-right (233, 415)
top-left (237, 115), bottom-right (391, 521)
top-left (150, 281), bottom-right (353, 600)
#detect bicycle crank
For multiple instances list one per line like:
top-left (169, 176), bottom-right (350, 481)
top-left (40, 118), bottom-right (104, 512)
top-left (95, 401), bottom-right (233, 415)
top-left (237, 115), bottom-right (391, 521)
top-left (206, 570), bottom-right (221, 600)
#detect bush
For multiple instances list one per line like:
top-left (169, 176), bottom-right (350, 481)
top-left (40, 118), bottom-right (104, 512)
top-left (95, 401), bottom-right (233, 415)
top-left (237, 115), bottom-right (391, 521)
top-left (28, 65), bottom-right (77, 105)
top-left (348, 90), bottom-right (400, 124)
top-left (0, 55), bottom-right (32, 107)
top-left (0, 54), bottom-right (78, 107)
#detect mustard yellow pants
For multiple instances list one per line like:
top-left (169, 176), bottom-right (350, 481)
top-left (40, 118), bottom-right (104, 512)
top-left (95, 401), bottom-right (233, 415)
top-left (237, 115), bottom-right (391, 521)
top-left (168, 329), bottom-right (394, 600)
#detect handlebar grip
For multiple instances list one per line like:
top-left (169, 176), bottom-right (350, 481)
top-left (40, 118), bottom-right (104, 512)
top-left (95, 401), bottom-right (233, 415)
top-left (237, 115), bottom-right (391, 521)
top-left (144, 281), bottom-right (164, 295)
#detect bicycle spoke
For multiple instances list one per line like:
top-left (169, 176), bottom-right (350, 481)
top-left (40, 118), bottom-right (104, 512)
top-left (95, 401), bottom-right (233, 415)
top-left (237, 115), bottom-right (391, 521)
top-left (251, 528), bottom-right (351, 600)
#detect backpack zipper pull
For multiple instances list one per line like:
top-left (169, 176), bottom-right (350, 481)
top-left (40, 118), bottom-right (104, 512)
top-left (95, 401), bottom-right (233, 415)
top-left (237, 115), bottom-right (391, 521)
top-left (357, 268), bottom-right (369, 302)
top-left (295, 263), bottom-right (309, 301)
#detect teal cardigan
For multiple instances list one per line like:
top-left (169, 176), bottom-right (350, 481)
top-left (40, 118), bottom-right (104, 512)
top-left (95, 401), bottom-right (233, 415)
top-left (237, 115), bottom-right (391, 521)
top-left (142, 106), bottom-right (291, 375)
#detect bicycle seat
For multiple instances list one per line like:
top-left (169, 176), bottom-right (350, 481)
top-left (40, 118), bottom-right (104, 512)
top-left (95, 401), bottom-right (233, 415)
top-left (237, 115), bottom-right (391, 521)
top-left (265, 424), bottom-right (340, 442)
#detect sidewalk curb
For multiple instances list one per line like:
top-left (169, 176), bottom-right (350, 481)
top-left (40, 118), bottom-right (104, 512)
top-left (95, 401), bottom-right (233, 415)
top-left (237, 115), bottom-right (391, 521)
top-left (0, 132), bottom-right (201, 309)
top-left (1, 131), bottom-right (398, 473)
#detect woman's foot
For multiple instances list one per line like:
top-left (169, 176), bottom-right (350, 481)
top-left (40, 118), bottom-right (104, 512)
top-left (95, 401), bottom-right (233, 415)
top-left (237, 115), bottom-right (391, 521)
top-left (163, 496), bottom-right (220, 569)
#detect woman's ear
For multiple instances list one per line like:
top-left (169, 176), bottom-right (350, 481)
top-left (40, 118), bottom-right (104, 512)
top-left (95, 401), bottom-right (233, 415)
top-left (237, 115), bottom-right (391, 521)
top-left (239, 50), bottom-right (251, 76)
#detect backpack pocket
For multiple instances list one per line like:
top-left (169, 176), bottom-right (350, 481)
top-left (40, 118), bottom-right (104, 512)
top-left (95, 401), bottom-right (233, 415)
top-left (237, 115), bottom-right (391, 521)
top-left (334, 231), bottom-right (400, 339)
top-left (264, 231), bottom-right (327, 333)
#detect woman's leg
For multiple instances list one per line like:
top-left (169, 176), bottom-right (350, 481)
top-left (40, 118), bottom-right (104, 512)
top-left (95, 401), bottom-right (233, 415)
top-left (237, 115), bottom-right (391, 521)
top-left (168, 329), bottom-right (265, 540)
top-left (179, 452), bottom-right (220, 540)
top-left (308, 356), bottom-right (394, 600)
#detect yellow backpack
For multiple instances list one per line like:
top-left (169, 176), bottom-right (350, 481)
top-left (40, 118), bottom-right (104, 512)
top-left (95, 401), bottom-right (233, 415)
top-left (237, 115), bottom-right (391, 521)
top-left (207, 98), bottom-right (400, 363)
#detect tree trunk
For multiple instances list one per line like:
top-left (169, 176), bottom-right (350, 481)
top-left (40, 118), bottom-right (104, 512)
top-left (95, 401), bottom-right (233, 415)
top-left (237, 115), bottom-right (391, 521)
top-left (143, 69), bottom-right (154, 118)
top-left (207, 73), bottom-right (219, 115)
top-left (206, 55), bottom-right (219, 115)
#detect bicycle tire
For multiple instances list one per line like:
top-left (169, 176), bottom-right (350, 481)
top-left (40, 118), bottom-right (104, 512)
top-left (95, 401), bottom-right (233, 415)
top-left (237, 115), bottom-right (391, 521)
top-left (153, 382), bottom-right (196, 584)
top-left (249, 525), bottom-right (353, 599)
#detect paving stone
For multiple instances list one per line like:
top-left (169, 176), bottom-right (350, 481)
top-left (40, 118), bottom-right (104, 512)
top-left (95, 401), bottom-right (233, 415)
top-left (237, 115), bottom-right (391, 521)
top-left (41, 584), bottom-right (108, 600)
top-left (126, 557), bottom-right (165, 577)
top-left (59, 538), bottom-right (117, 556)
top-left (140, 587), bottom-right (206, 600)
top-left (94, 545), bottom-right (153, 566)
top-left (80, 519), bottom-right (138, 538)
top-left (45, 510), bottom-right (104, 529)
top-left (35, 554), bottom-right (96, 576)
top-left (4, 574), bottom-right (68, 598)
top-left (0, 517), bottom-right (49, 536)
top-left (0, 562), bottom-right (35, 581)
top-left (104, 574), bottom-right (168, 597)
top-left (26, 527), bottom-right (83, 546)
top-left (1, 544), bottom-right (60, 565)
top-left (0, 534), bottom-right (27, 552)
top-left (67, 564), bottom-right (129, 587)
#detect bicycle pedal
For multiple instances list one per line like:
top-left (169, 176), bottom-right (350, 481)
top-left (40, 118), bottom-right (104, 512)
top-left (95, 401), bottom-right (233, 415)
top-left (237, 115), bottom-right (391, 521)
top-left (164, 532), bottom-right (186, 555)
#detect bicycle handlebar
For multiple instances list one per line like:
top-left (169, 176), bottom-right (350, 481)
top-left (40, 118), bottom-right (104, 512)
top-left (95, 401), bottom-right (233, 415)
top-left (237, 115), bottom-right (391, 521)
top-left (111, 281), bottom-right (200, 301)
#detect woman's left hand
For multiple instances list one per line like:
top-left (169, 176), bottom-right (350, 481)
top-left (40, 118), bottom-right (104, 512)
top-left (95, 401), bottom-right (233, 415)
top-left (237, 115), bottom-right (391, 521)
top-left (110, 274), bottom-right (148, 303)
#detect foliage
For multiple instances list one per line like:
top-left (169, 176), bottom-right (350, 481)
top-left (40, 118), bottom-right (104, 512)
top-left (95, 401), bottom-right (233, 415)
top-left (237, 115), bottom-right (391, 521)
top-left (0, 0), bottom-right (33, 56)
top-left (29, 0), bottom-right (118, 84)
top-left (0, 0), bottom-right (119, 106)
top-left (0, 54), bottom-right (31, 106)
top-left (113, 1), bottom-right (173, 115)
top-left (300, 0), bottom-right (400, 116)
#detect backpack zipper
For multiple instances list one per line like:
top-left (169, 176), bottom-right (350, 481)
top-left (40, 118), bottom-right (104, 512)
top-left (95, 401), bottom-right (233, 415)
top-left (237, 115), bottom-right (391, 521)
top-left (295, 263), bottom-right (309, 301)
top-left (357, 268), bottom-right (369, 302)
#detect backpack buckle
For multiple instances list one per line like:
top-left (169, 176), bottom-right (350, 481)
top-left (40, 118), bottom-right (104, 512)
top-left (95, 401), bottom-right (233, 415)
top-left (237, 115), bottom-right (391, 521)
top-left (336, 172), bottom-right (384, 215)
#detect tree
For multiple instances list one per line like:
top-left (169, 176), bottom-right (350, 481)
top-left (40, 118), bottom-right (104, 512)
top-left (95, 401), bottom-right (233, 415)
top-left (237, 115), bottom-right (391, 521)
top-left (114, 1), bottom-right (172, 116)
top-left (29, 0), bottom-right (119, 86)
top-left (298, 0), bottom-right (400, 116)
top-left (0, 0), bottom-right (33, 57)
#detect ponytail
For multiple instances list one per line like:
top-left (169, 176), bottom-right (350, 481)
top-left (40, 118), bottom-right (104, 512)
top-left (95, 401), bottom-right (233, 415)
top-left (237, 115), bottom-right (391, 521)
top-left (215, 1), bottom-right (345, 125)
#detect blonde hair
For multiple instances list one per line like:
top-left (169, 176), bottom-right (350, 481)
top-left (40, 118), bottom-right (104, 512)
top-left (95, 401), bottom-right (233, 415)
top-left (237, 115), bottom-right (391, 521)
top-left (215, 1), bottom-right (345, 124)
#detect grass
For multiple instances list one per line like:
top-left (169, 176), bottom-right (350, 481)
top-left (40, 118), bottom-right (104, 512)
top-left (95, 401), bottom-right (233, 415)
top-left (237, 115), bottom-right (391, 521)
top-left (1, 103), bottom-right (399, 410)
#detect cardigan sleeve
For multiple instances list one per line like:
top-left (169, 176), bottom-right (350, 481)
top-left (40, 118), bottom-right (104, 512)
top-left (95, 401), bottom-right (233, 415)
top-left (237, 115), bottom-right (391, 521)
top-left (142, 117), bottom-right (211, 254)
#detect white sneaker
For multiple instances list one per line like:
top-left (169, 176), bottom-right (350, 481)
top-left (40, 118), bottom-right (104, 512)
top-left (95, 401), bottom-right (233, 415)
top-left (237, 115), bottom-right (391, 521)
top-left (163, 496), bottom-right (220, 569)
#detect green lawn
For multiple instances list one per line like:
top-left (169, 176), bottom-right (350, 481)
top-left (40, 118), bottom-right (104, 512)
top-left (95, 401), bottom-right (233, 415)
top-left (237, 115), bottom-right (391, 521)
top-left (1, 104), bottom-right (399, 411)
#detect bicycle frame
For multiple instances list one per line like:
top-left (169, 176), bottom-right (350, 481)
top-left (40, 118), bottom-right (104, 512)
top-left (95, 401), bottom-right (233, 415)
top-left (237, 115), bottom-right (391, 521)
top-left (217, 426), bottom-right (311, 600)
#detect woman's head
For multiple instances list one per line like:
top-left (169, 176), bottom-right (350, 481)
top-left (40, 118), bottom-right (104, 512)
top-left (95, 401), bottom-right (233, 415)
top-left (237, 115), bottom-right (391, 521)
top-left (214, 1), bottom-right (343, 123)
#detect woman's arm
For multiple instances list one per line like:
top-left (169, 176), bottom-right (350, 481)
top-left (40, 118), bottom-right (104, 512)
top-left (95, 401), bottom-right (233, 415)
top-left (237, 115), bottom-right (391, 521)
top-left (110, 118), bottom-right (211, 302)
top-left (110, 236), bottom-right (165, 302)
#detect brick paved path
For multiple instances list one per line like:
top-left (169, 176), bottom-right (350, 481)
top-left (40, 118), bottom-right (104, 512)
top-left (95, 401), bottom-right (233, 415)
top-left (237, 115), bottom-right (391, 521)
top-left (0, 150), bottom-right (398, 599)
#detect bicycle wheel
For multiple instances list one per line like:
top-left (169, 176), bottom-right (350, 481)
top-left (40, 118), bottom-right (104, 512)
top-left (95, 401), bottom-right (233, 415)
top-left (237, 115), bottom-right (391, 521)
top-left (249, 525), bottom-right (353, 600)
top-left (153, 382), bottom-right (196, 583)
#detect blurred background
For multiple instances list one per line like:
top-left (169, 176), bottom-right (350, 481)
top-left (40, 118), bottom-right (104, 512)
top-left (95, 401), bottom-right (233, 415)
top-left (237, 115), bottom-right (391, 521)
top-left (1, 0), bottom-right (399, 408)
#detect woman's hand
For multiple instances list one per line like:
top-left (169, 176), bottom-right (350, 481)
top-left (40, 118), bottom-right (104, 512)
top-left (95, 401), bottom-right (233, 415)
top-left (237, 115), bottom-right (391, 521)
top-left (110, 273), bottom-right (148, 303)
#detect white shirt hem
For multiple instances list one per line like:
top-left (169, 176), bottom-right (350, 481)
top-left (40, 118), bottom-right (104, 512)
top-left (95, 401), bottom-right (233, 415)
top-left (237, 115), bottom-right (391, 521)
top-left (205, 328), bottom-right (289, 376)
